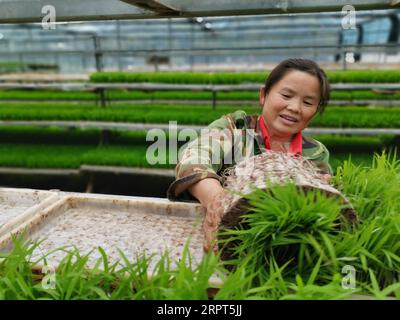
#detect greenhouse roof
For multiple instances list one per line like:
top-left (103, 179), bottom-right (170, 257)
top-left (0, 0), bottom-right (398, 23)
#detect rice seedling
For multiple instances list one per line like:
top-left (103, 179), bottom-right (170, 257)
top-left (279, 263), bottom-right (357, 300)
top-left (309, 107), bottom-right (400, 128)
top-left (0, 149), bottom-right (398, 300)
top-left (218, 183), bottom-right (345, 282)
top-left (0, 62), bottom-right (28, 73)
top-left (0, 143), bottom-right (173, 169)
top-left (0, 90), bottom-right (98, 101)
top-left (0, 126), bottom-right (150, 145)
top-left (0, 103), bottom-right (399, 128)
top-left (0, 199), bottom-right (399, 301)
top-left (89, 70), bottom-right (400, 84)
top-left (218, 152), bottom-right (400, 297)
top-left (0, 237), bottom-right (227, 300)
top-left (2, 90), bottom-right (399, 102)
top-left (0, 141), bottom-right (383, 172)
top-left (329, 152), bottom-right (400, 287)
top-left (314, 134), bottom-right (395, 153)
top-left (0, 126), bottom-right (393, 152)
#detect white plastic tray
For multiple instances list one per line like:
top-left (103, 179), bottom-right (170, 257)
top-left (0, 188), bottom-right (59, 239)
top-left (0, 192), bottom-right (205, 271)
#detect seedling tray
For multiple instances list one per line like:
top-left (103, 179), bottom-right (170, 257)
top-left (0, 188), bottom-right (58, 239)
top-left (0, 193), bottom-right (205, 271)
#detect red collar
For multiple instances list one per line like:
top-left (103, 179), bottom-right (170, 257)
top-left (258, 116), bottom-right (302, 155)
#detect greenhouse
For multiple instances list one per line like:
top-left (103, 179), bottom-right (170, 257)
top-left (0, 0), bottom-right (399, 303)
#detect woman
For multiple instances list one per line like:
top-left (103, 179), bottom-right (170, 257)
top-left (167, 58), bottom-right (332, 252)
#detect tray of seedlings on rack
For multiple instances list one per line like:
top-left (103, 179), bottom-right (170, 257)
top-left (0, 192), bottom-right (205, 272)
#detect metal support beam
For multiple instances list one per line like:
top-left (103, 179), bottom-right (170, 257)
top-left (0, 43), bottom-right (398, 57)
top-left (91, 35), bottom-right (107, 107)
top-left (121, 0), bottom-right (179, 14)
top-left (0, 0), bottom-right (152, 23)
top-left (151, 0), bottom-right (400, 16)
top-left (0, 0), bottom-right (398, 23)
top-left (2, 82), bottom-right (400, 91)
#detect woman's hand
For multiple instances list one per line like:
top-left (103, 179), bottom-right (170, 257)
top-left (202, 189), bottom-right (228, 253)
top-left (188, 178), bottom-right (227, 253)
top-left (320, 173), bottom-right (332, 183)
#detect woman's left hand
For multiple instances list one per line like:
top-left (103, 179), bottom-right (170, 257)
top-left (320, 173), bottom-right (332, 183)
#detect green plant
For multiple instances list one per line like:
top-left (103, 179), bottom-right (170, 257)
top-left (219, 152), bottom-right (400, 296)
top-left (219, 183), bottom-right (345, 284)
top-left (2, 89), bottom-right (400, 102)
top-left (89, 70), bottom-right (400, 84)
top-left (0, 103), bottom-right (399, 128)
top-left (0, 151), bottom-right (399, 300)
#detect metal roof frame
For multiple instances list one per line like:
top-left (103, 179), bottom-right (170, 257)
top-left (0, 0), bottom-right (398, 23)
top-left (120, 0), bottom-right (179, 14)
top-left (0, 43), bottom-right (397, 58)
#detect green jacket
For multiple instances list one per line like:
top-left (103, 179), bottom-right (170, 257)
top-left (167, 110), bottom-right (332, 201)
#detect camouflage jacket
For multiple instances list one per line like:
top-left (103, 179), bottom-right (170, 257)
top-left (167, 110), bottom-right (332, 201)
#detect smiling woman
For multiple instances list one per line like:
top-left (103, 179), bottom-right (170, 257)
top-left (167, 58), bottom-right (333, 252)
top-left (257, 60), bottom-right (330, 157)
top-left (260, 69), bottom-right (324, 150)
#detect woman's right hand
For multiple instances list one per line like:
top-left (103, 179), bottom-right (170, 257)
top-left (202, 189), bottom-right (227, 253)
top-left (188, 178), bottom-right (227, 253)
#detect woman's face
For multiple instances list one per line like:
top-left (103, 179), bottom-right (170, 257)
top-left (259, 70), bottom-right (320, 139)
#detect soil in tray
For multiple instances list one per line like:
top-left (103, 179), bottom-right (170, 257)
top-left (29, 206), bottom-right (205, 270)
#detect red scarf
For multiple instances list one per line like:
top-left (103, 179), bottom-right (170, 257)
top-left (258, 116), bottom-right (302, 155)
